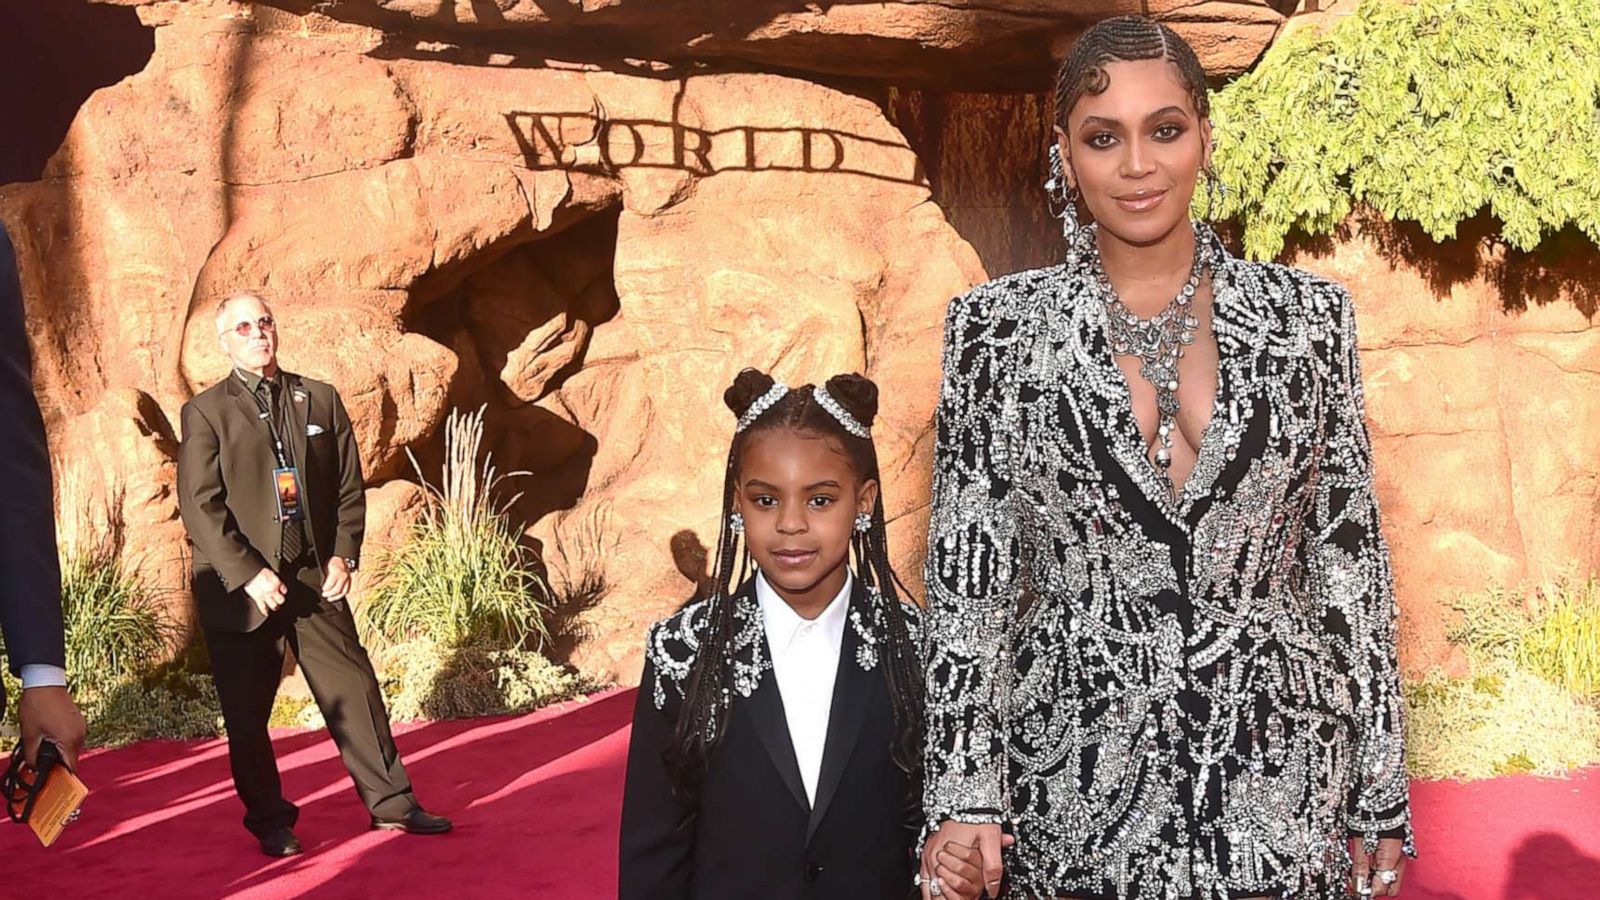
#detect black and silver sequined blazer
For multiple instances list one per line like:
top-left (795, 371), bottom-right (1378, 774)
top-left (921, 226), bottom-right (1413, 899)
top-left (620, 575), bottom-right (925, 899)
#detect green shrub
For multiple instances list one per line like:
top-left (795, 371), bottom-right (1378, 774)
top-left (1406, 574), bottom-right (1600, 779)
top-left (1209, 0), bottom-right (1600, 259)
top-left (85, 670), bottom-right (223, 748)
top-left (279, 638), bottom-right (590, 727)
top-left (57, 539), bottom-right (168, 698)
top-left (1405, 661), bottom-right (1600, 779)
top-left (361, 406), bottom-right (554, 650)
top-left (377, 638), bottom-right (589, 722)
top-left (1514, 575), bottom-right (1600, 698)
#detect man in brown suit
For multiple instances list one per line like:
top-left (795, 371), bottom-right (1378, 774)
top-left (178, 291), bottom-right (450, 857)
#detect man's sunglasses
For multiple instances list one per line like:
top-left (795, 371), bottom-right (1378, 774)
top-left (230, 315), bottom-right (276, 337)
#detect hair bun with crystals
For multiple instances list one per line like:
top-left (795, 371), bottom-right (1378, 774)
top-left (820, 373), bottom-right (879, 431)
top-left (724, 368), bottom-right (778, 419)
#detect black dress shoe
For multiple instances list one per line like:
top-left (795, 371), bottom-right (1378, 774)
top-left (370, 807), bottom-right (452, 835)
top-left (259, 828), bottom-right (304, 857)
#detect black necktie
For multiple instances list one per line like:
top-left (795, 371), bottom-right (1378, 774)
top-left (259, 379), bottom-right (305, 565)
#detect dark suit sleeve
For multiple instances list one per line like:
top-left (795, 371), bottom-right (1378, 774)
top-left (330, 389), bottom-right (365, 563)
top-left (618, 658), bottom-right (693, 899)
top-left (178, 400), bottom-right (267, 590)
top-left (0, 223), bottom-right (66, 674)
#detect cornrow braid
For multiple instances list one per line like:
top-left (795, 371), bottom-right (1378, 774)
top-left (1053, 15), bottom-right (1211, 130)
top-left (664, 372), bottom-right (925, 816)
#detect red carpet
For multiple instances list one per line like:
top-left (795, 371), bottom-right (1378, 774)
top-left (4, 688), bottom-right (1597, 899)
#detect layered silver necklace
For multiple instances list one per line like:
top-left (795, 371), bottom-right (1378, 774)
top-left (1086, 222), bottom-right (1213, 494)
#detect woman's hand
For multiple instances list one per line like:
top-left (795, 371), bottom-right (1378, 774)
top-left (1349, 836), bottom-right (1407, 897)
top-left (920, 820), bottom-right (1014, 899)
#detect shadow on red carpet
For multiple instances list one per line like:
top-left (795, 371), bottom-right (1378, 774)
top-left (4, 688), bottom-right (1597, 899)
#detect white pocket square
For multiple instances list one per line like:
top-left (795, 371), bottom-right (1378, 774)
top-left (306, 424), bottom-right (326, 436)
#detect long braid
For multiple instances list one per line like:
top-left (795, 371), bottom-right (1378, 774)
top-left (666, 453), bottom-right (743, 805)
top-left (862, 494), bottom-right (925, 814)
top-left (1053, 15), bottom-right (1211, 130)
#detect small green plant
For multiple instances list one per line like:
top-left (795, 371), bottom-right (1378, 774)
top-left (1515, 575), bottom-right (1600, 698)
top-left (361, 406), bottom-right (554, 651)
top-left (277, 638), bottom-right (590, 727)
top-left (86, 669), bottom-right (223, 747)
top-left (376, 638), bottom-right (588, 722)
top-left (53, 471), bottom-right (169, 696)
top-left (1405, 573), bottom-right (1600, 779)
top-left (1404, 661), bottom-right (1600, 779)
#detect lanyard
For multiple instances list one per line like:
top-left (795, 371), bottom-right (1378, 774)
top-left (246, 379), bottom-right (293, 469)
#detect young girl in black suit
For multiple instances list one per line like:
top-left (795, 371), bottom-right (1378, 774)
top-left (620, 370), bottom-right (985, 899)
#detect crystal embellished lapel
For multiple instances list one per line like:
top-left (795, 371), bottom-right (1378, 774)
top-left (1175, 250), bottom-right (1251, 521)
top-left (1062, 224), bottom-right (1256, 529)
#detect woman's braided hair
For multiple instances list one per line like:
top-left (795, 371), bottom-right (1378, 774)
top-left (664, 368), bottom-right (924, 817)
top-left (1053, 15), bottom-right (1211, 131)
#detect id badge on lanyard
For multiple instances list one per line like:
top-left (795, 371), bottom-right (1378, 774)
top-left (260, 395), bottom-right (304, 522)
top-left (273, 466), bottom-right (305, 521)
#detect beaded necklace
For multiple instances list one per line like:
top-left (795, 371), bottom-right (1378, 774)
top-left (1084, 222), bottom-right (1213, 495)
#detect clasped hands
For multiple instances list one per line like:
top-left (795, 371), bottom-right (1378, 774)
top-left (243, 557), bottom-right (351, 617)
top-left (920, 821), bottom-right (1014, 900)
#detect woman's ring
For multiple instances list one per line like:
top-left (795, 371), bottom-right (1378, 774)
top-left (1375, 868), bottom-right (1398, 885)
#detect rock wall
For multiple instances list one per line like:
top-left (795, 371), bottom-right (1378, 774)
top-left (1289, 219), bottom-right (1600, 674)
top-left (4, 0), bottom-right (996, 682)
top-left (5, 0), bottom-right (1597, 685)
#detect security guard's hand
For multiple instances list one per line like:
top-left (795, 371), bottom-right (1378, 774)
top-left (244, 567), bottom-right (288, 617)
top-left (321, 556), bottom-right (352, 601)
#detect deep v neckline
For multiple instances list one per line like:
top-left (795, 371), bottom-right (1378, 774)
top-left (1083, 227), bottom-right (1240, 524)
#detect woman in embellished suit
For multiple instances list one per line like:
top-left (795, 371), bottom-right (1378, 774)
top-left (915, 17), bottom-right (1414, 900)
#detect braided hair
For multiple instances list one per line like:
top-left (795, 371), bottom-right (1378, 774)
top-left (1053, 15), bottom-right (1211, 130)
top-left (665, 368), bottom-right (925, 812)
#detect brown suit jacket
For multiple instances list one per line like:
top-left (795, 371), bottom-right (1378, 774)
top-left (177, 370), bottom-right (365, 632)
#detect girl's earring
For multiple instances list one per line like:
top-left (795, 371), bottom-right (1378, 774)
top-left (729, 512), bottom-right (745, 535)
top-left (1046, 143), bottom-right (1081, 242)
top-left (854, 513), bottom-right (871, 534)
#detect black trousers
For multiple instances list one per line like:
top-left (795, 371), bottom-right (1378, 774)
top-left (201, 559), bottom-right (415, 838)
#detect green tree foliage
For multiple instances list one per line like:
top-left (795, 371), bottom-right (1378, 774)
top-left (1208, 0), bottom-right (1600, 260)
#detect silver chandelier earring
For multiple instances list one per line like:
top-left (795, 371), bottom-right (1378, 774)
top-left (854, 513), bottom-right (871, 534)
top-left (1046, 143), bottom-right (1081, 240)
top-left (1204, 166), bottom-right (1231, 221)
top-left (729, 512), bottom-right (745, 535)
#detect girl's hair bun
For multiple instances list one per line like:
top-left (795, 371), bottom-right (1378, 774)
top-left (724, 368), bottom-right (778, 419)
top-left (821, 373), bottom-right (878, 430)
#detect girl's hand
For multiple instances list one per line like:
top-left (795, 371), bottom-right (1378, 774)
top-left (929, 838), bottom-right (985, 900)
top-left (919, 820), bottom-right (1014, 899)
top-left (1349, 836), bottom-right (1407, 897)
